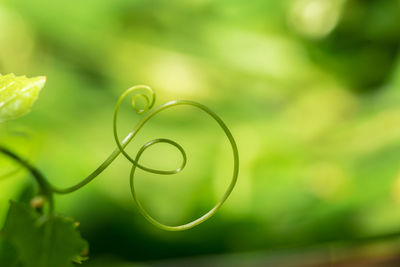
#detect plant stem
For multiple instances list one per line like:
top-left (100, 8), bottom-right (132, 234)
top-left (0, 145), bottom-right (54, 212)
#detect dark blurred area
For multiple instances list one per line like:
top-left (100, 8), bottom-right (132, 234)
top-left (0, 0), bottom-right (400, 266)
top-left (306, 0), bottom-right (400, 91)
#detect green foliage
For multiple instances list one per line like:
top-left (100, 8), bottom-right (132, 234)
top-left (0, 79), bottom-right (238, 263)
top-left (0, 201), bottom-right (88, 267)
top-left (0, 74), bottom-right (45, 123)
top-left (1, 0), bottom-right (400, 264)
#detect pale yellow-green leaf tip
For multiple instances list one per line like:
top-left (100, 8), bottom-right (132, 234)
top-left (0, 73), bottom-right (46, 123)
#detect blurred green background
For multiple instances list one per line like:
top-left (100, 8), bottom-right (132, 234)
top-left (1, 0), bottom-right (400, 266)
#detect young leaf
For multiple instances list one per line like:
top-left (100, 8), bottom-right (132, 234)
top-left (0, 201), bottom-right (88, 267)
top-left (0, 73), bottom-right (46, 123)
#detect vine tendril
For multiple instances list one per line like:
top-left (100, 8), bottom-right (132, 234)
top-left (0, 85), bottom-right (239, 231)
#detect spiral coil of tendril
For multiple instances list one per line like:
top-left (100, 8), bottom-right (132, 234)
top-left (1, 85), bottom-right (239, 231)
top-left (113, 86), bottom-right (239, 231)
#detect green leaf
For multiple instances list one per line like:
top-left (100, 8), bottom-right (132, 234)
top-left (0, 73), bottom-right (46, 123)
top-left (0, 236), bottom-right (19, 267)
top-left (0, 201), bottom-right (88, 267)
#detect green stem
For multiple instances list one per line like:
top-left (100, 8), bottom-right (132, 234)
top-left (0, 145), bottom-right (54, 212)
top-left (0, 85), bottom-right (239, 231)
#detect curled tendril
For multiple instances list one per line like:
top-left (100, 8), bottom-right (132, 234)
top-left (114, 86), bottom-right (239, 230)
top-left (1, 85), bottom-right (239, 231)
